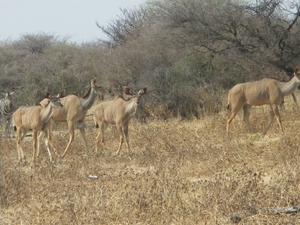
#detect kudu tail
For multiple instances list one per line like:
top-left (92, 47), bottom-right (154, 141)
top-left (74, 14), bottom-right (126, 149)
top-left (227, 102), bottom-right (231, 111)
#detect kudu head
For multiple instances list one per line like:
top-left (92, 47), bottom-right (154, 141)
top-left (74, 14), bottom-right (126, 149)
top-left (82, 78), bottom-right (106, 100)
top-left (124, 87), bottom-right (148, 105)
top-left (44, 92), bottom-right (64, 109)
top-left (55, 91), bottom-right (65, 98)
top-left (92, 78), bottom-right (106, 94)
top-left (294, 67), bottom-right (300, 80)
top-left (39, 91), bottom-right (65, 108)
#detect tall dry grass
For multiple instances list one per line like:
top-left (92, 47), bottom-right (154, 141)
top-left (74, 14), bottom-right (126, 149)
top-left (1, 94), bottom-right (300, 224)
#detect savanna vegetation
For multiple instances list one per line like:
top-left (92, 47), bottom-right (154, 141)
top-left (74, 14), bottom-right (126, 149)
top-left (1, 0), bottom-right (300, 224)
top-left (2, 0), bottom-right (300, 119)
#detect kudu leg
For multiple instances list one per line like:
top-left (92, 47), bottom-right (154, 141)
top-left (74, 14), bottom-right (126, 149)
top-left (78, 123), bottom-right (89, 156)
top-left (36, 131), bottom-right (41, 160)
top-left (32, 132), bottom-right (38, 165)
top-left (46, 125), bottom-right (59, 157)
top-left (243, 105), bottom-right (256, 133)
top-left (95, 122), bottom-right (106, 153)
top-left (36, 131), bottom-right (43, 159)
top-left (273, 105), bottom-right (283, 134)
top-left (123, 122), bottom-right (131, 151)
top-left (226, 104), bottom-right (243, 134)
top-left (262, 105), bottom-right (275, 135)
top-left (61, 122), bottom-right (75, 158)
top-left (16, 129), bottom-right (26, 164)
top-left (44, 138), bottom-right (53, 162)
top-left (47, 135), bottom-right (59, 158)
top-left (95, 131), bottom-right (102, 153)
top-left (115, 123), bottom-right (124, 155)
top-left (43, 129), bottom-right (57, 162)
top-left (291, 93), bottom-right (300, 113)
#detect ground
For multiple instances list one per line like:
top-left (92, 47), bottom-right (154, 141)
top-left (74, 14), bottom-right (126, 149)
top-left (1, 96), bottom-right (300, 224)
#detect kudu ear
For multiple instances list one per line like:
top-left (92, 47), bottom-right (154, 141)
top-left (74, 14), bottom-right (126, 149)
top-left (45, 92), bottom-right (51, 99)
top-left (295, 67), bottom-right (300, 74)
top-left (58, 91), bottom-right (65, 98)
top-left (91, 78), bottom-right (97, 87)
top-left (143, 87), bottom-right (148, 94)
top-left (125, 88), bottom-right (134, 95)
top-left (138, 87), bottom-right (148, 95)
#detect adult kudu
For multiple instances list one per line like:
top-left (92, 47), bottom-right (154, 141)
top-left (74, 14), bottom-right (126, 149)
top-left (13, 92), bottom-right (63, 165)
top-left (92, 87), bottom-right (148, 155)
top-left (227, 67), bottom-right (300, 136)
top-left (39, 78), bottom-right (105, 158)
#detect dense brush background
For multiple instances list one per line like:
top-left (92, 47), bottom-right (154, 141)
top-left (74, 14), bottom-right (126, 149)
top-left (1, 0), bottom-right (300, 224)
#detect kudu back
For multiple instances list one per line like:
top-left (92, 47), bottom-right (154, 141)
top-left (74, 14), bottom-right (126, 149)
top-left (93, 87), bottom-right (148, 155)
top-left (227, 67), bottom-right (300, 136)
top-left (39, 79), bottom-right (106, 158)
top-left (13, 92), bottom-right (63, 165)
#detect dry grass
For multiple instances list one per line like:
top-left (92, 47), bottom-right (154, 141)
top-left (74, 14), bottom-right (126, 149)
top-left (1, 95), bottom-right (300, 224)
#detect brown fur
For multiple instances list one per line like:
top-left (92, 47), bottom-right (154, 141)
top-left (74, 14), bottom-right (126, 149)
top-left (12, 93), bottom-right (63, 165)
top-left (82, 87), bottom-right (91, 99)
top-left (39, 79), bottom-right (106, 158)
top-left (93, 87), bottom-right (148, 155)
top-left (227, 68), bottom-right (300, 136)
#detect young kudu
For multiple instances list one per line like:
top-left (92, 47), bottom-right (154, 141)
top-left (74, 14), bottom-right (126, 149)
top-left (12, 92), bottom-right (63, 165)
top-left (39, 79), bottom-right (105, 158)
top-left (92, 87), bottom-right (148, 155)
top-left (227, 68), bottom-right (300, 136)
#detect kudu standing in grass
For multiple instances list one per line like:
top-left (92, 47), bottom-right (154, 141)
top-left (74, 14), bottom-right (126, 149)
top-left (39, 79), bottom-right (105, 158)
top-left (13, 92), bottom-right (63, 165)
top-left (92, 87), bottom-right (148, 155)
top-left (227, 68), bottom-right (300, 136)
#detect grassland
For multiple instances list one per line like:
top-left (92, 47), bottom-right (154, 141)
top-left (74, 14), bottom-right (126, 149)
top-left (1, 95), bottom-right (300, 224)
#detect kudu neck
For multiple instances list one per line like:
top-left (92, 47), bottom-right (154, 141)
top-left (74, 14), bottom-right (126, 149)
top-left (41, 102), bottom-right (54, 122)
top-left (125, 96), bottom-right (139, 115)
top-left (279, 76), bottom-right (300, 96)
top-left (81, 88), bottom-right (97, 110)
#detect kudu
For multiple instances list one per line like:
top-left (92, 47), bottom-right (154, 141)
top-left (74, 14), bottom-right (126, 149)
top-left (39, 79), bottom-right (105, 158)
top-left (227, 68), bottom-right (300, 136)
top-left (92, 87), bottom-right (148, 155)
top-left (12, 92), bottom-right (63, 165)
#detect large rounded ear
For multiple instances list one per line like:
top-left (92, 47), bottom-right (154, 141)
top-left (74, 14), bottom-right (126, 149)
top-left (295, 67), bottom-right (299, 74)
top-left (125, 88), bottom-right (134, 95)
top-left (45, 92), bottom-right (51, 99)
top-left (143, 87), bottom-right (148, 94)
top-left (91, 78), bottom-right (97, 87)
top-left (58, 91), bottom-right (65, 98)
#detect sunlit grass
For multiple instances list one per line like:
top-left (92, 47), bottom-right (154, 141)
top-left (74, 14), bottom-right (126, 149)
top-left (1, 94), bottom-right (300, 224)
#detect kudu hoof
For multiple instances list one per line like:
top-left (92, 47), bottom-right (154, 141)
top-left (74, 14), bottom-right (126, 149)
top-left (18, 159), bottom-right (27, 166)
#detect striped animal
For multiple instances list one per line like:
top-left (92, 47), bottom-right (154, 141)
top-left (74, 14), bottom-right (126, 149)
top-left (0, 91), bottom-right (15, 137)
